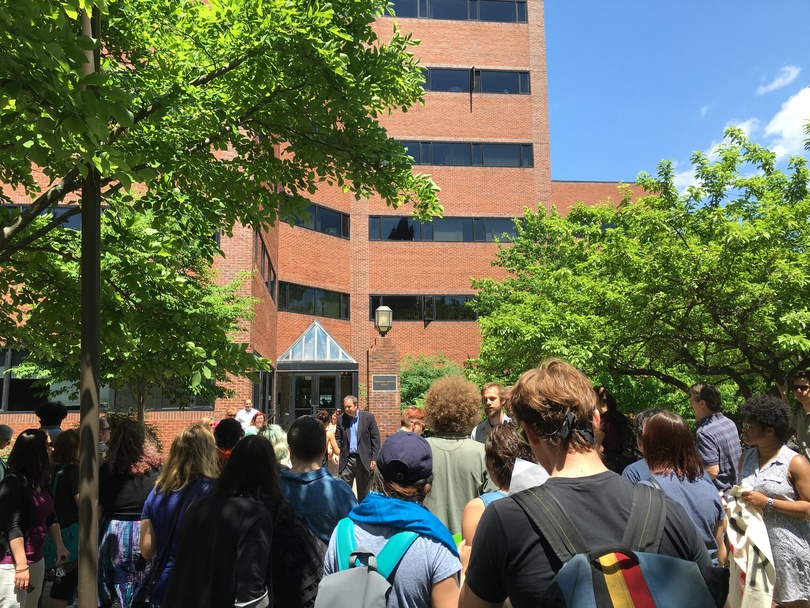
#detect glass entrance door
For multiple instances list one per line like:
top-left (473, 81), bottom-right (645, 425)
top-left (278, 371), bottom-right (357, 430)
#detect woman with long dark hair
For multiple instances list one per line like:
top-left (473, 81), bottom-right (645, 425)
top-left (0, 429), bottom-right (68, 608)
top-left (641, 411), bottom-right (727, 565)
top-left (98, 421), bottom-right (162, 608)
top-left (47, 429), bottom-right (80, 608)
top-left (138, 423), bottom-right (218, 608)
top-left (162, 435), bottom-right (279, 608)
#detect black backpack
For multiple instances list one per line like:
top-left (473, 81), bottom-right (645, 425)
top-left (271, 499), bottom-right (327, 608)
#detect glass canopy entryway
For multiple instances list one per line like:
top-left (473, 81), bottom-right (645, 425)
top-left (275, 320), bottom-right (358, 430)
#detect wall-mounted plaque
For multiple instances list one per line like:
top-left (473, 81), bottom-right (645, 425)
top-left (372, 374), bottom-right (398, 392)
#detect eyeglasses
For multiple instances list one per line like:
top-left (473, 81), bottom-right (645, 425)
top-left (792, 385), bottom-right (810, 392)
top-left (741, 422), bottom-right (758, 432)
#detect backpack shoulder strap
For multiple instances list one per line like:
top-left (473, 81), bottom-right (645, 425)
top-left (511, 485), bottom-right (587, 562)
top-left (335, 518), bottom-right (357, 571)
top-left (51, 464), bottom-right (68, 495)
top-left (376, 531), bottom-right (419, 580)
top-left (622, 483), bottom-right (667, 552)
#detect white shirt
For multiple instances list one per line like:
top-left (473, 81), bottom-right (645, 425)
top-left (235, 407), bottom-right (259, 430)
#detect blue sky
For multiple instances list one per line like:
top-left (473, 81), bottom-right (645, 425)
top-left (545, 2), bottom-right (810, 187)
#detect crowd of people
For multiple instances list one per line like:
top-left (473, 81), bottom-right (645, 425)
top-left (1, 363), bottom-right (810, 607)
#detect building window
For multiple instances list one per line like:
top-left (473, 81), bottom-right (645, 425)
top-left (424, 68), bottom-right (530, 94)
top-left (278, 282), bottom-right (350, 320)
top-left (289, 203), bottom-right (350, 239)
top-left (399, 141), bottom-right (533, 167)
top-left (390, 0), bottom-right (527, 22)
top-left (369, 216), bottom-right (518, 242)
top-left (256, 235), bottom-right (276, 300)
top-left (369, 295), bottom-right (477, 321)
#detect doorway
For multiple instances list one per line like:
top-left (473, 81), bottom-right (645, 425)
top-left (277, 371), bottom-right (356, 429)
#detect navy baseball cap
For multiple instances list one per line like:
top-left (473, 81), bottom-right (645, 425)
top-left (377, 431), bottom-right (433, 483)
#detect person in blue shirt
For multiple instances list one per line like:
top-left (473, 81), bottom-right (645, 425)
top-left (279, 416), bottom-right (356, 543)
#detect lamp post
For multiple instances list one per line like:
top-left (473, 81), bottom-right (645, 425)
top-left (374, 306), bottom-right (393, 337)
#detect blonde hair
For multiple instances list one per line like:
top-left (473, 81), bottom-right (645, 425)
top-left (424, 376), bottom-right (480, 433)
top-left (155, 423), bottom-right (219, 493)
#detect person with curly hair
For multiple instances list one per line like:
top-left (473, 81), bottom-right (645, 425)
top-left (98, 420), bottom-right (163, 608)
top-left (461, 421), bottom-right (536, 544)
top-left (739, 394), bottom-right (810, 608)
top-left (422, 375), bottom-right (496, 535)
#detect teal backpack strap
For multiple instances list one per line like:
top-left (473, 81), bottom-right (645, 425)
top-left (376, 531), bottom-right (419, 580)
top-left (51, 464), bottom-right (67, 495)
top-left (336, 518), bottom-right (357, 571)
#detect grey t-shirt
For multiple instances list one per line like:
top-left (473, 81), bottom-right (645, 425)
top-left (324, 522), bottom-right (461, 608)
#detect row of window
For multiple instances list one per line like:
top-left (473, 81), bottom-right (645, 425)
top-left (369, 216), bottom-right (517, 242)
top-left (423, 68), bottom-right (530, 94)
top-left (278, 282), bottom-right (351, 320)
top-left (399, 141), bottom-right (533, 167)
top-left (289, 203), bottom-right (351, 239)
top-left (370, 295), bottom-right (477, 321)
top-left (391, 0), bottom-right (527, 23)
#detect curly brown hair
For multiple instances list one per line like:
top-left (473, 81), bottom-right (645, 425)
top-left (424, 375), bottom-right (480, 433)
top-left (104, 419), bottom-right (163, 476)
top-left (510, 358), bottom-right (599, 452)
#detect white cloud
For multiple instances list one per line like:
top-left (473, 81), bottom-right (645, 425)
top-left (757, 65), bottom-right (801, 95)
top-left (699, 106), bottom-right (709, 118)
top-left (724, 117), bottom-right (760, 138)
top-left (763, 87), bottom-right (810, 158)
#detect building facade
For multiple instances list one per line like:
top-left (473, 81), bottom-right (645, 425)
top-left (1, 0), bottom-right (635, 444)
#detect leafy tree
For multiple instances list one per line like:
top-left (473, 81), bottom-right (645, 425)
top-left (471, 127), bottom-right (810, 402)
top-left (400, 354), bottom-right (464, 407)
top-left (5, 203), bottom-right (268, 421)
top-left (1, 0), bottom-right (439, 262)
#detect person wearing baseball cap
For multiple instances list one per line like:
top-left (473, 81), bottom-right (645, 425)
top-left (323, 431), bottom-right (462, 608)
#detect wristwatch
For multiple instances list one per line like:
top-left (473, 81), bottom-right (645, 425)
top-left (766, 497), bottom-right (774, 509)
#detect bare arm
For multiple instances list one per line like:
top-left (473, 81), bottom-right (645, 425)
top-left (714, 517), bottom-right (728, 566)
top-left (48, 522), bottom-right (69, 563)
top-left (139, 518), bottom-right (157, 559)
top-left (704, 464), bottom-right (720, 480)
top-left (742, 455), bottom-right (810, 518)
top-left (461, 498), bottom-right (486, 545)
top-left (430, 574), bottom-right (459, 608)
top-left (327, 430), bottom-right (340, 457)
top-left (9, 536), bottom-right (29, 590)
top-left (459, 582), bottom-right (504, 608)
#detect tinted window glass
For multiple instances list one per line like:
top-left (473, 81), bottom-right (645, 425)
top-left (391, 0), bottom-right (419, 17)
top-left (516, 1), bottom-right (527, 21)
top-left (430, 0), bottom-right (468, 19)
top-left (293, 204), bottom-right (315, 229)
top-left (400, 140), bottom-right (420, 163)
top-left (486, 218), bottom-right (517, 240)
top-left (521, 144), bottom-right (534, 167)
top-left (286, 284), bottom-right (315, 314)
top-left (369, 217), bottom-right (381, 240)
top-left (428, 69), bottom-right (470, 92)
top-left (432, 142), bottom-right (471, 166)
top-left (519, 71), bottom-right (530, 93)
top-left (318, 289), bottom-right (342, 318)
top-left (433, 217), bottom-right (473, 241)
top-left (484, 144), bottom-right (521, 167)
top-left (382, 217), bottom-right (417, 240)
top-left (480, 70), bottom-right (521, 94)
top-left (382, 295), bottom-right (423, 320)
top-left (317, 206), bottom-right (343, 237)
top-left (435, 295), bottom-right (476, 320)
top-left (478, 0), bottom-right (516, 22)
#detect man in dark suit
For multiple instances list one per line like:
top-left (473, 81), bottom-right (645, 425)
top-left (334, 395), bottom-right (380, 500)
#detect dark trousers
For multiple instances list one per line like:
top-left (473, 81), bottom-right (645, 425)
top-left (339, 454), bottom-right (372, 501)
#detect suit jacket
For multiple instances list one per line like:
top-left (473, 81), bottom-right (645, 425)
top-left (335, 410), bottom-right (380, 473)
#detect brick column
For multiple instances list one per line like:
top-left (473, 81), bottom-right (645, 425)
top-left (366, 336), bottom-right (401, 441)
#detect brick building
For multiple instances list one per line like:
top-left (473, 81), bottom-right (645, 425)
top-left (1, 0), bottom-right (636, 443)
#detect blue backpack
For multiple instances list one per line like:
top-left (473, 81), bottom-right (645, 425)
top-left (512, 484), bottom-right (729, 608)
top-left (314, 518), bottom-right (418, 608)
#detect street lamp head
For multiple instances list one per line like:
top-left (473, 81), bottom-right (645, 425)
top-left (374, 306), bottom-right (393, 337)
